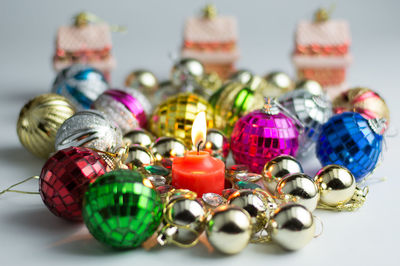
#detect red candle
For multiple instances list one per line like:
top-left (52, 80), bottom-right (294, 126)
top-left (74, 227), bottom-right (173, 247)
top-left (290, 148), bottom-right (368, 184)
top-left (171, 112), bottom-right (225, 197)
top-left (172, 151), bottom-right (225, 196)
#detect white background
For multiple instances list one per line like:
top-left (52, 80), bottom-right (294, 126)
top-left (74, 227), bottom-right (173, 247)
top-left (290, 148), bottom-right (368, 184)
top-left (0, 0), bottom-right (399, 265)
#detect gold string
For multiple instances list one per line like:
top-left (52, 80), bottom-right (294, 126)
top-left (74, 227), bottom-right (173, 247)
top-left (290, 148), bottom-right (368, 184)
top-left (317, 186), bottom-right (368, 212)
top-left (0, 176), bottom-right (40, 196)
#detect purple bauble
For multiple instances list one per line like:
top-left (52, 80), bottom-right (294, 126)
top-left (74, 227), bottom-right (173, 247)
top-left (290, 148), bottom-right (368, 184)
top-left (92, 89), bottom-right (147, 133)
top-left (230, 109), bottom-right (299, 173)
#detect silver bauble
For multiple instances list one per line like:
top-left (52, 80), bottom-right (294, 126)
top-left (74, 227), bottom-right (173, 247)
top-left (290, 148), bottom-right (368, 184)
top-left (206, 205), bottom-right (252, 254)
top-left (204, 129), bottom-right (230, 161)
top-left (268, 203), bottom-right (315, 251)
top-left (228, 190), bottom-right (268, 233)
top-left (152, 81), bottom-right (180, 107)
top-left (124, 70), bottom-right (158, 97)
top-left (276, 173), bottom-right (319, 212)
top-left (295, 79), bottom-right (324, 96)
top-left (123, 129), bottom-right (154, 148)
top-left (165, 198), bottom-right (206, 245)
top-left (92, 93), bottom-right (139, 134)
top-left (171, 58), bottom-right (204, 91)
top-left (229, 70), bottom-right (253, 84)
top-left (262, 155), bottom-right (303, 193)
top-left (126, 144), bottom-right (155, 168)
top-left (151, 137), bottom-right (187, 161)
top-left (279, 88), bottom-right (332, 155)
top-left (314, 165), bottom-right (356, 207)
top-left (52, 64), bottom-right (108, 110)
top-left (55, 110), bottom-right (122, 152)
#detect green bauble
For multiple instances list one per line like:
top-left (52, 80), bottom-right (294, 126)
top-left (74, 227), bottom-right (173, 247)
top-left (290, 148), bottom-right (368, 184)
top-left (82, 169), bottom-right (163, 249)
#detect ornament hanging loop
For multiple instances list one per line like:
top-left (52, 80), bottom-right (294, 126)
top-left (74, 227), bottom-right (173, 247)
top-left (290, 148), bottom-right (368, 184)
top-left (0, 176), bottom-right (39, 196)
top-left (313, 215), bottom-right (324, 238)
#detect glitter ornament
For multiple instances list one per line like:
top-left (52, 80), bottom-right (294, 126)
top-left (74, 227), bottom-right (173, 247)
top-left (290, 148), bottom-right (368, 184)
top-left (52, 64), bottom-right (108, 109)
top-left (124, 70), bottom-right (159, 98)
top-left (333, 87), bottom-right (390, 130)
top-left (279, 87), bottom-right (332, 155)
top-left (149, 93), bottom-right (214, 147)
top-left (316, 112), bottom-right (384, 181)
top-left (230, 100), bottom-right (299, 173)
top-left (17, 93), bottom-right (76, 158)
top-left (39, 147), bottom-right (108, 221)
top-left (82, 169), bottom-right (163, 249)
top-left (55, 110), bottom-right (123, 152)
top-left (121, 87), bottom-right (152, 115)
top-left (92, 89), bottom-right (146, 133)
top-left (213, 82), bottom-right (265, 135)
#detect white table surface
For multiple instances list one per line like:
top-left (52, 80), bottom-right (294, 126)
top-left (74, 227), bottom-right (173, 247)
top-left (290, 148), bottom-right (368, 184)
top-left (0, 0), bottom-right (399, 265)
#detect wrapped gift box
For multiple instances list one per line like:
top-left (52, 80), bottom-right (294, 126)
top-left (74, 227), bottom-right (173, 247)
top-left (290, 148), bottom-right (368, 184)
top-left (53, 14), bottom-right (116, 80)
top-left (181, 5), bottom-right (239, 79)
top-left (292, 11), bottom-right (352, 98)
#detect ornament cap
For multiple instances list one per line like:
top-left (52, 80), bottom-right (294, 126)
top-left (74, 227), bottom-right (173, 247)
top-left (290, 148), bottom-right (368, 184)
top-left (368, 117), bottom-right (387, 135)
top-left (202, 4), bottom-right (217, 19)
top-left (262, 98), bottom-right (280, 115)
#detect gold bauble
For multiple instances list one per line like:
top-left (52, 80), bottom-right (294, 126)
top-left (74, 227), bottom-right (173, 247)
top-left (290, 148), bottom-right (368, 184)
top-left (263, 72), bottom-right (294, 98)
top-left (17, 93), bottom-right (76, 158)
top-left (229, 69), bottom-right (253, 85)
top-left (123, 129), bottom-right (155, 148)
top-left (333, 87), bottom-right (390, 129)
top-left (151, 137), bottom-right (187, 162)
top-left (194, 72), bottom-right (222, 99)
top-left (149, 93), bottom-right (214, 147)
top-left (171, 58), bottom-right (205, 88)
top-left (125, 70), bottom-right (159, 96)
top-left (262, 155), bottom-right (303, 194)
top-left (276, 173), bottom-right (320, 212)
top-left (213, 82), bottom-right (264, 135)
top-left (268, 203), bottom-right (315, 251)
top-left (314, 165), bottom-right (356, 207)
top-left (206, 205), bottom-right (252, 254)
top-left (295, 79), bottom-right (324, 96)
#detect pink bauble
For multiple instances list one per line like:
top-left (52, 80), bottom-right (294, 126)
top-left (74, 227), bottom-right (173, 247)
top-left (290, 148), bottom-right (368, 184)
top-left (230, 110), bottom-right (299, 173)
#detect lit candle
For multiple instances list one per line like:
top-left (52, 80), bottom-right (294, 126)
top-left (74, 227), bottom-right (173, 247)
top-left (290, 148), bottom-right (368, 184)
top-left (171, 112), bottom-right (225, 197)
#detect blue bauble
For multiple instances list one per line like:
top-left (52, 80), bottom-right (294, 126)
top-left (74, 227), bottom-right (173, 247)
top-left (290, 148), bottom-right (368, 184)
top-left (316, 112), bottom-right (383, 181)
top-left (52, 64), bottom-right (108, 109)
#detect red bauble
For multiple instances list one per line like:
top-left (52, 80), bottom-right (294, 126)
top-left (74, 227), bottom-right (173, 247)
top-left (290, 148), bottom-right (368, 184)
top-left (39, 147), bottom-right (108, 221)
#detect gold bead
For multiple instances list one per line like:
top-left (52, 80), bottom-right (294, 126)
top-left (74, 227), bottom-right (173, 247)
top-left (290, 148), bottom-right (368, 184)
top-left (268, 203), bottom-right (315, 250)
top-left (229, 70), bottom-right (253, 84)
top-left (262, 155), bottom-right (303, 194)
top-left (276, 173), bottom-right (320, 212)
top-left (263, 72), bottom-right (294, 98)
top-left (314, 165), bottom-right (356, 207)
top-left (125, 70), bottom-right (159, 96)
top-left (206, 205), bottom-right (252, 254)
top-left (295, 79), bottom-right (324, 96)
top-left (17, 93), bottom-right (76, 158)
top-left (149, 93), bottom-right (214, 147)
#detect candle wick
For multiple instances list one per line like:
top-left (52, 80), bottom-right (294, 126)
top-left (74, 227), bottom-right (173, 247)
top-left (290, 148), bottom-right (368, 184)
top-left (197, 140), bottom-right (203, 154)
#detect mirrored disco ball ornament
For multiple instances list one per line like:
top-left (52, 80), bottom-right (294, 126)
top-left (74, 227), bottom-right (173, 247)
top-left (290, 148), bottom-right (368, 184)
top-left (149, 93), bottom-right (214, 147)
top-left (333, 87), bottom-right (390, 131)
top-left (279, 87), bottom-right (332, 155)
top-left (52, 64), bottom-right (108, 109)
top-left (39, 147), bottom-right (108, 221)
top-left (82, 169), bottom-right (163, 249)
top-left (17, 93), bottom-right (76, 158)
top-left (230, 99), bottom-right (299, 174)
top-left (316, 112), bottom-right (385, 181)
top-left (92, 89), bottom-right (146, 133)
top-left (55, 110), bottom-right (123, 152)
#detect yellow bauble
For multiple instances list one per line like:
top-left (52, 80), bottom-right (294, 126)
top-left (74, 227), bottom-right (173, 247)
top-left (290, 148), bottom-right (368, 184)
top-left (17, 93), bottom-right (76, 158)
top-left (149, 93), bottom-right (214, 147)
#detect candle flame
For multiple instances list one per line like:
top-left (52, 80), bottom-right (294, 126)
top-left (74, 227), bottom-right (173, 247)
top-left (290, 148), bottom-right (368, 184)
top-left (191, 112), bottom-right (207, 150)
